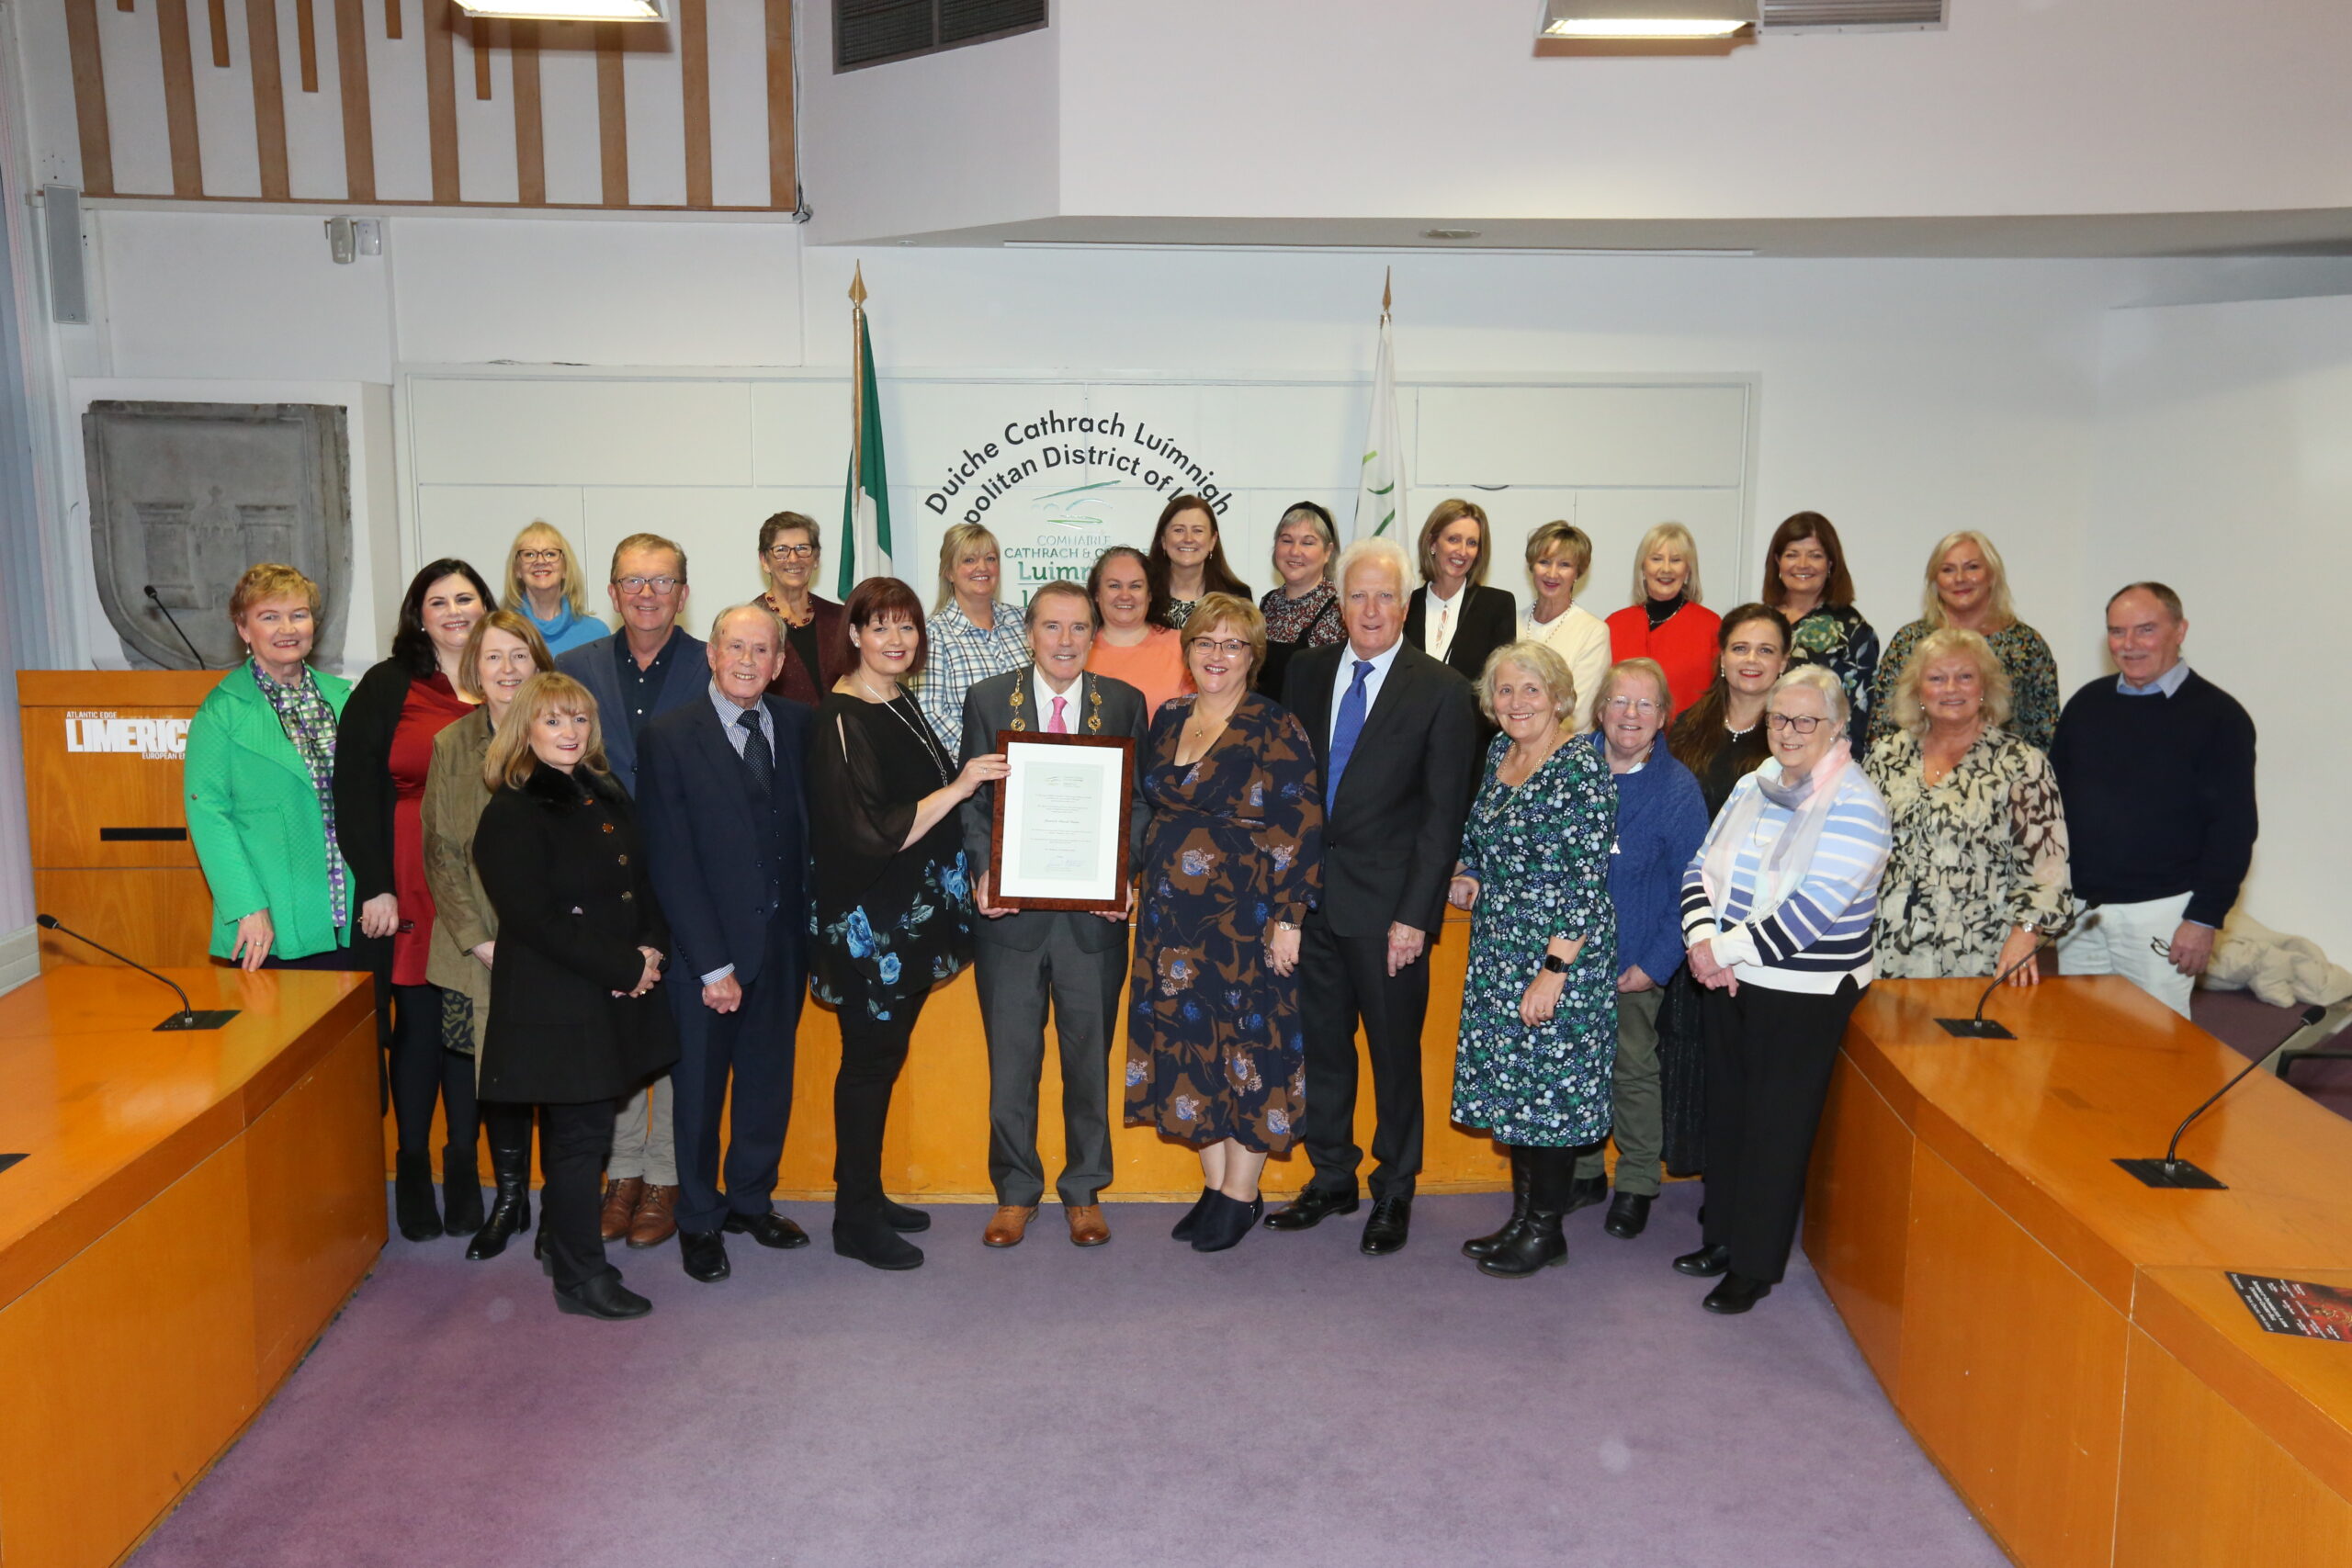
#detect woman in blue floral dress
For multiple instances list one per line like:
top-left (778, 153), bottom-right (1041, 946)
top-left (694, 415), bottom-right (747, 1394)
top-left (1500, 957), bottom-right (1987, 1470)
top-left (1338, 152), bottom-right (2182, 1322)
top-left (1125, 595), bottom-right (1323, 1254)
top-left (1447, 640), bottom-right (1619, 1279)
top-left (809, 578), bottom-right (1006, 1270)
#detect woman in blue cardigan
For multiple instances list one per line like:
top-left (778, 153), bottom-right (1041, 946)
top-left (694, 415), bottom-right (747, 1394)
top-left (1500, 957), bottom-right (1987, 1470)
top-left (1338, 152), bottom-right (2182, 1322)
top-left (1563, 659), bottom-right (1710, 1239)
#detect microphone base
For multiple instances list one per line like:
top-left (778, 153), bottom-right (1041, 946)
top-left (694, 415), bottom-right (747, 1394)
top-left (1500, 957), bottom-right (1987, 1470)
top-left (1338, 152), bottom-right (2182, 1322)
top-left (1937, 1017), bottom-right (2016, 1039)
top-left (155, 1010), bottom-right (240, 1032)
top-left (2114, 1156), bottom-right (2227, 1190)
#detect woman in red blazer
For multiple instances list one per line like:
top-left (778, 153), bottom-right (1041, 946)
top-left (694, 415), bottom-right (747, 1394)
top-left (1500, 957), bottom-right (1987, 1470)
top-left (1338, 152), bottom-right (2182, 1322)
top-left (1607, 523), bottom-right (1721, 714)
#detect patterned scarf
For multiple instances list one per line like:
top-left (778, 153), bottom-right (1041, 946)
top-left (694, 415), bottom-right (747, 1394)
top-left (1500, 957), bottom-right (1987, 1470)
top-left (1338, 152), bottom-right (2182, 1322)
top-left (253, 661), bottom-right (350, 929)
top-left (1698, 738), bottom-right (1854, 922)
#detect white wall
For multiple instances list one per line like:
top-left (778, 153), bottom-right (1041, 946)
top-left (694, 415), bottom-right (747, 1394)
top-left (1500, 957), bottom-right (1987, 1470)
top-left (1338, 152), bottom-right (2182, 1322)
top-left (2091, 294), bottom-right (2352, 957)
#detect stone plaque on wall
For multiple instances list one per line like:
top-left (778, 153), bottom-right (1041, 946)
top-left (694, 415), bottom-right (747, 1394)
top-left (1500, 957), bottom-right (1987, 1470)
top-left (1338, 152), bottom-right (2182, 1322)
top-left (85, 401), bottom-right (352, 670)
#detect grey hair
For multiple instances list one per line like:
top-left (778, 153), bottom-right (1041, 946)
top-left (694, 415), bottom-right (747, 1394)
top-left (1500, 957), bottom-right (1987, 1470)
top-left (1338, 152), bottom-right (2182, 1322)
top-left (1335, 536), bottom-right (1412, 597)
top-left (1768, 664), bottom-right (1851, 732)
top-left (709, 601), bottom-right (786, 645)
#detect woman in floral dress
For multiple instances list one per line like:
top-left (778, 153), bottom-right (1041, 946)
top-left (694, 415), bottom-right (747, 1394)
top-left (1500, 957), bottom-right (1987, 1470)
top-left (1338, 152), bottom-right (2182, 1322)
top-left (1448, 640), bottom-right (1619, 1280)
top-left (1125, 594), bottom-right (1322, 1254)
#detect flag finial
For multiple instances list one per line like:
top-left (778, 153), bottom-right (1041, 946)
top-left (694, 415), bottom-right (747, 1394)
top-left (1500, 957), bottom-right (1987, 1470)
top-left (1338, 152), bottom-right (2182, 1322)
top-left (849, 262), bottom-right (867, 309)
top-left (1382, 266), bottom-right (1392, 315)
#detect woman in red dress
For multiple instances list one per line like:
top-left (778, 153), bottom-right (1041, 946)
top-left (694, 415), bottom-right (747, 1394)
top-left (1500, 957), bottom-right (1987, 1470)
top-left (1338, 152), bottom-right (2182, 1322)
top-left (335, 559), bottom-right (492, 1241)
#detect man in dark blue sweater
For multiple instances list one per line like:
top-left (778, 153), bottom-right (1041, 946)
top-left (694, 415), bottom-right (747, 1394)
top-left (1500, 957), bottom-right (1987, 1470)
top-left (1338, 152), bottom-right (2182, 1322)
top-left (2048, 582), bottom-right (2257, 1018)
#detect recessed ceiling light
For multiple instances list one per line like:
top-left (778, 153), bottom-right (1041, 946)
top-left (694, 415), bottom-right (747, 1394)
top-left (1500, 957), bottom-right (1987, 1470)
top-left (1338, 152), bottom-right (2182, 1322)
top-left (1421, 228), bottom-right (1481, 241)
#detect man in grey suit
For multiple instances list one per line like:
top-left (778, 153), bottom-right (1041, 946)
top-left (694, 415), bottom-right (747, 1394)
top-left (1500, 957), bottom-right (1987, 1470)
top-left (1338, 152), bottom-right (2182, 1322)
top-left (958, 581), bottom-right (1150, 1249)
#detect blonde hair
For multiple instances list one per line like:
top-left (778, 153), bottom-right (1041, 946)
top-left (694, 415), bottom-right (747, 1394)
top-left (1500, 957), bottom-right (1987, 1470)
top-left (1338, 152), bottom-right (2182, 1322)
top-left (1477, 640), bottom-right (1577, 728)
top-left (1921, 530), bottom-right (2017, 631)
top-left (455, 610), bottom-right (554, 702)
top-left (484, 672), bottom-right (609, 789)
top-left (1180, 592), bottom-right (1267, 679)
top-left (1886, 626), bottom-right (2012, 737)
top-left (503, 521), bottom-right (590, 616)
top-left (1631, 523), bottom-right (1702, 606)
top-left (1599, 656), bottom-right (1674, 722)
top-left (1418, 499), bottom-right (1492, 587)
top-left (229, 562), bottom-right (321, 626)
top-left (1524, 520), bottom-right (1593, 587)
top-left (934, 522), bottom-right (1001, 614)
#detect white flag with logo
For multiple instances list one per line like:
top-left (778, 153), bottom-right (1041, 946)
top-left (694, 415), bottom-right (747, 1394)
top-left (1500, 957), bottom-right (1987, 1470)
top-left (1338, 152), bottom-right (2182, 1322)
top-left (1351, 286), bottom-right (1406, 543)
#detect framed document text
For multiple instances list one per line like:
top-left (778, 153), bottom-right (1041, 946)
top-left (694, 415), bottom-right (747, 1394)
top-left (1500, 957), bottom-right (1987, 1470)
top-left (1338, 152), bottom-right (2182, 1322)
top-left (989, 731), bottom-right (1136, 911)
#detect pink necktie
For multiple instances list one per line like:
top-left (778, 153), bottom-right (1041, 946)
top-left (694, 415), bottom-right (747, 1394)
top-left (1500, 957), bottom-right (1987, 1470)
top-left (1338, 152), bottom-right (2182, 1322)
top-left (1048, 694), bottom-right (1069, 733)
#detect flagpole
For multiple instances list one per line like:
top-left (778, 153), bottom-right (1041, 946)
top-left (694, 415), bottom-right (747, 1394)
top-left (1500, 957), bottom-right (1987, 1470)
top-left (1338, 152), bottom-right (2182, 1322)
top-left (842, 264), bottom-right (867, 599)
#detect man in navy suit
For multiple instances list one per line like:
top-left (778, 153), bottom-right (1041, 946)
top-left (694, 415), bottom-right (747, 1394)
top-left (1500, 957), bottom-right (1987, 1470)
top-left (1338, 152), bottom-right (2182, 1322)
top-left (559, 533), bottom-right (708, 1247)
top-left (636, 604), bottom-right (815, 1283)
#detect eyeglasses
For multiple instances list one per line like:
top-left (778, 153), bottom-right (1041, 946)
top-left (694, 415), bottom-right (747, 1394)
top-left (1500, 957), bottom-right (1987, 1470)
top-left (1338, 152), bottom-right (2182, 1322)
top-left (764, 543), bottom-right (816, 560)
top-left (1193, 638), bottom-right (1250, 657)
top-left (1603, 696), bottom-right (1662, 716)
top-left (1766, 713), bottom-right (1826, 734)
top-left (516, 549), bottom-right (564, 564)
top-left (614, 576), bottom-right (681, 595)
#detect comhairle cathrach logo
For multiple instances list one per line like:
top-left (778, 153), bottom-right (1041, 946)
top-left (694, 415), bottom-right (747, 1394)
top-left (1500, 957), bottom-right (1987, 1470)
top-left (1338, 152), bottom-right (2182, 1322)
top-left (64, 711), bottom-right (189, 761)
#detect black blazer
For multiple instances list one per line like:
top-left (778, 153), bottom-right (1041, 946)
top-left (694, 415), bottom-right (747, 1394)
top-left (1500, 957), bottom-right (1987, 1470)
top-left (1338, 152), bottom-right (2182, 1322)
top-left (555, 627), bottom-right (709, 795)
top-left (475, 762), bottom-right (678, 1105)
top-left (1282, 641), bottom-right (1480, 940)
top-left (957, 668), bottom-right (1152, 954)
top-left (636, 692), bottom-right (815, 988)
top-left (330, 658), bottom-right (419, 904)
top-left (1403, 583), bottom-right (1519, 685)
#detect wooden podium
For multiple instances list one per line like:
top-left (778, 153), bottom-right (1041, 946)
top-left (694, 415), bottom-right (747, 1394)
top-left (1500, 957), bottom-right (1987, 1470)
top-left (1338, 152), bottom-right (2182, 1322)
top-left (17, 671), bottom-right (225, 970)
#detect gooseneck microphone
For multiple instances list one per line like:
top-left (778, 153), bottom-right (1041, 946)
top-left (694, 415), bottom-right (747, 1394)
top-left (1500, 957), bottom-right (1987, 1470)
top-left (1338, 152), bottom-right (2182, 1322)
top-left (143, 584), bottom-right (208, 670)
top-left (2116, 1004), bottom-right (2328, 1190)
top-left (37, 914), bottom-right (240, 1031)
top-left (1937, 908), bottom-right (2100, 1039)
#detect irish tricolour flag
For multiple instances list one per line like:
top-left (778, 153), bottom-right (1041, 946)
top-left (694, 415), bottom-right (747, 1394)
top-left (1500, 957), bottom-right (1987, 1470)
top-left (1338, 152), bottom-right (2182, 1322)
top-left (840, 264), bottom-right (896, 596)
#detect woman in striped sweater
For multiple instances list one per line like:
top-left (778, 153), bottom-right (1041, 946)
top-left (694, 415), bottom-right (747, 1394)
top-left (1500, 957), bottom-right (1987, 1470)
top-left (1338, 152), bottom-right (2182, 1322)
top-left (1673, 665), bottom-right (1891, 1315)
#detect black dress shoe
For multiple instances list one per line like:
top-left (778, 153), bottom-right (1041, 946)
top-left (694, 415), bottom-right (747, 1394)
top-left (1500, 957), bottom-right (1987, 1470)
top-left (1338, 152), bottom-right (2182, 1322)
top-left (554, 1272), bottom-right (652, 1320)
top-left (1171, 1187), bottom-right (1216, 1241)
top-left (833, 1215), bottom-right (924, 1271)
top-left (881, 1199), bottom-right (932, 1234)
top-left (680, 1229), bottom-right (730, 1282)
top-left (1603, 1191), bottom-right (1652, 1239)
top-left (1562, 1174), bottom-right (1608, 1215)
top-left (1674, 1243), bottom-right (1732, 1278)
top-left (1190, 1192), bottom-right (1263, 1254)
top-left (1360, 1195), bottom-right (1413, 1256)
top-left (725, 1212), bottom-right (811, 1249)
top-left (1264, 1186), bottom-right (1359, 1231)
top-left (1702, 1272), bottom-right (1773, 1314)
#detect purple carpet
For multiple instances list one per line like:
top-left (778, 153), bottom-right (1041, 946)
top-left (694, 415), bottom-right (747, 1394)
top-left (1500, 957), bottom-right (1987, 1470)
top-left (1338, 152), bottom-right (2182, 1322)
top-left (130, 1184), bottom-right (2001, 1568)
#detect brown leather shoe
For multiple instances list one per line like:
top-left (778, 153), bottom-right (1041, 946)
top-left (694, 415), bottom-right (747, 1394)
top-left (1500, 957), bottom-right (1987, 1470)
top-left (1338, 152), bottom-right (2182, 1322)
top-left (599, 1177), bottom-right (645, 1243)
top-left (982, 1204), bottom-right (1037, 1247)
top-left (627, 1184), bottom-right (680, 1248)
top-left (1066, 1203), bottom-right (1111, 1247)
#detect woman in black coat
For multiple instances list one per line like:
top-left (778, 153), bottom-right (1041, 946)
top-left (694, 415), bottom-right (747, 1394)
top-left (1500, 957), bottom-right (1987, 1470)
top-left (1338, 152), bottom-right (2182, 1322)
top-left (1403, 498), bottom-right (1519, 684)
top-left (474, 671), bottom-right (677, 1320)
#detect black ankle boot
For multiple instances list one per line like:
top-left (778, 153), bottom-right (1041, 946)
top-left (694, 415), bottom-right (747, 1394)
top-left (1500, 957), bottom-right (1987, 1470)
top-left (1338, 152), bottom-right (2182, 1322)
top-left (1190, 1191), bottom-right (1263, 1253)
top-left (1478, 1148), bottom-right (1570, 1279)
top-left (1170, 1187), bottom-right (1216, 1241)
top-left (441, 1140), bottom-right (485, 1236)
top-left (1463, 1146), bottom-right (1532, 1261)
top-left (467, 1134), bottom-right (534, 1261)
top-left (393, 1151), bottom-right (444, 1241)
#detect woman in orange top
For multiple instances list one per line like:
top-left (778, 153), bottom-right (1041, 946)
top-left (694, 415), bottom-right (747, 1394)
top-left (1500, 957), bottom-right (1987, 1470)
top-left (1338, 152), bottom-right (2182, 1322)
top-left (1085, 546), bottom-right (1193, 721)
top-left (1606, 523), bottom-right (1722, 715)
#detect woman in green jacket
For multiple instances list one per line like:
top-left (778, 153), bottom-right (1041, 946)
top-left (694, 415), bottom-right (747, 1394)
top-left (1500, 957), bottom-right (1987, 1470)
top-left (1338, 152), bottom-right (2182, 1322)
top-left (185, 564), bottom-right (396, 967)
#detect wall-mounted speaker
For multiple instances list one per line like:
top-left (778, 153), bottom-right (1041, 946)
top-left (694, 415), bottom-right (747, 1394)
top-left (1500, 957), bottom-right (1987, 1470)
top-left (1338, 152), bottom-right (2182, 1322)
top-left (41, 185), bottom-right (87, 326)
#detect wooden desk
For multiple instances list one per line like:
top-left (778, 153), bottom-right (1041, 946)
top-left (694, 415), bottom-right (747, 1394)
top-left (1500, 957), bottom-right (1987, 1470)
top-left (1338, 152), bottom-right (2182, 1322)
top-left (1806, 976), bottom-right (2352, 1568)
top-left (0, 966), bottom-right (380, 1568)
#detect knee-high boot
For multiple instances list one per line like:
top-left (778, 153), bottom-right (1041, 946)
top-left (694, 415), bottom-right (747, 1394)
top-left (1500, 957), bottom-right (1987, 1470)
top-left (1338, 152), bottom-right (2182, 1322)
top-left (467, 1108), bottom-right (535, 1261)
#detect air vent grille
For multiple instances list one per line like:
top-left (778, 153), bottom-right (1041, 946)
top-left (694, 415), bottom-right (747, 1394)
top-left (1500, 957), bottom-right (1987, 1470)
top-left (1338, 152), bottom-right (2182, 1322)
top-left (837, 0), bottom-right (1047, 70)
top-left (1762, 0), bottom-right (1944, 29)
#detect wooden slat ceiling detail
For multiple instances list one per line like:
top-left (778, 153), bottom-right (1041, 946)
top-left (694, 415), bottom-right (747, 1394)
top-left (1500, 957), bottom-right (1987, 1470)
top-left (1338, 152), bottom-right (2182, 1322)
top-left (61, 0), bottom-right (798, 210)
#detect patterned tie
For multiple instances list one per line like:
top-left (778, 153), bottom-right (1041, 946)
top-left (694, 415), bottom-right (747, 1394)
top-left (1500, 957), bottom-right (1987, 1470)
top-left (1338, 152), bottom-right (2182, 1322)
top-left (1434, 601), bottom-right (1451, 657)
top-left (736, 705), bottom-right (774, 795)
top-left (1327, 660), bottom-right (1374, 805)
top-left (1048, 694), bottom-right (1069, 734)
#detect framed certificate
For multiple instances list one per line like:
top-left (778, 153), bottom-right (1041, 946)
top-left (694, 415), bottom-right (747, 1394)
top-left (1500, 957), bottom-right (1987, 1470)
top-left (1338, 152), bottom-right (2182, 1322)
top-left (989, 730), bottom-right (1136, 912)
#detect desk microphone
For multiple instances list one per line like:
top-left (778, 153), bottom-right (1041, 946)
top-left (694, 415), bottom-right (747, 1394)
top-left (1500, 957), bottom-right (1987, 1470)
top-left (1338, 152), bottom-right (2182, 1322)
top-left (143, 585), bottom-right (208, 670)
top-left (1937, 908), bottom-right (2100, 1039)
top-left (2116, 1004), bottom-right (2327, 1190)
top-left (36, 914), bottom-right (239, 1031)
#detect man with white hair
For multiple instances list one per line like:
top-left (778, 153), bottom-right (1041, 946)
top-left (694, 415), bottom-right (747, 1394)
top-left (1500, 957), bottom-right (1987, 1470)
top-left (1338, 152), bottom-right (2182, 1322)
top-left (1269, 536), bottom-right (1480, 1256)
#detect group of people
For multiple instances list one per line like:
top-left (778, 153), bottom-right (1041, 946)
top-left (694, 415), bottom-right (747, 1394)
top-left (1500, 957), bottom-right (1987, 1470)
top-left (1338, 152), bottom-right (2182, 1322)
top-left (179, 494), bottom-right (2256, 1320)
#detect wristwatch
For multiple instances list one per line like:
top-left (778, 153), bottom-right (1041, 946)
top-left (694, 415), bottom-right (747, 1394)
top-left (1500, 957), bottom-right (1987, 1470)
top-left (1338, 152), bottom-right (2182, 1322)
top-left (1539, 953), bottom-right (1572, 975)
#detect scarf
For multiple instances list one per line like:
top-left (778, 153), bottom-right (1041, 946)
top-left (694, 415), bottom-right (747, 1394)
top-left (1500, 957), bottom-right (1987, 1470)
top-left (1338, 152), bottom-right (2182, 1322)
top-left (253, 660), bottom-right (351, 929)
top-left (1698, 738), bottom-right (1853, 926)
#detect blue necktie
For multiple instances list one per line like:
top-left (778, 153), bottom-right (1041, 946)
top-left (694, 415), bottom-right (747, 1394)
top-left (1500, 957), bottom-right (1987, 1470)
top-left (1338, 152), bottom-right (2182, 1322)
top-left (1327, 659), bottom-right (1374, 806)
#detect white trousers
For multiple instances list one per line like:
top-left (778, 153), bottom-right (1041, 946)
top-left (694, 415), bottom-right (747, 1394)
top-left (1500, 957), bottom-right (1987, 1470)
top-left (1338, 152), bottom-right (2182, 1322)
top-left (2056, 892), bottom-right (2197, 1020)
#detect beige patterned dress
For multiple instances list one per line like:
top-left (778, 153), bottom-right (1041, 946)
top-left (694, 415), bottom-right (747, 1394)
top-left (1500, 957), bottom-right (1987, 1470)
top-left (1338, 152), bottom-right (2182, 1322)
top-left (1864, 725), bottom-right (2071, 978)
